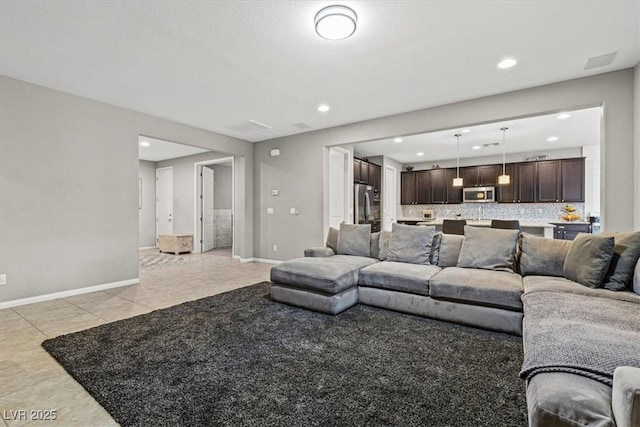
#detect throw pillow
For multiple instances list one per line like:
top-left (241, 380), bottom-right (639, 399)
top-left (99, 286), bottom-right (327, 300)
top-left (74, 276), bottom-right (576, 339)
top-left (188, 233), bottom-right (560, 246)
top-left (457, 226), bottom-right (520, 272)
top-left (325, 227), bottom-right (339, 254)
top-left (337, 223), bottom-right (371, 257)
top-left (634, 260), bottom-right (640, 295)
top-left (599, 231), bottom-right (640, 291)
top-left (519, 233), bottom-right (572, 277)
top-left (563, 233), bottom-right (615, 288)
top-left (437, 233), bottom-right (464, 267)
top-left (378, 230), bottom-right (391, 261)
top-left (370, 231), bottom-right (381, 260)
top-left (386, 223), bottom-right (436, 265)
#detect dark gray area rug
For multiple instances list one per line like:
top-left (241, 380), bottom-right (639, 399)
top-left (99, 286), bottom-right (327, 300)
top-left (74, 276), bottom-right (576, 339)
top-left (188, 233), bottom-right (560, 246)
top-left (42, 283), bottom-right (527, 427)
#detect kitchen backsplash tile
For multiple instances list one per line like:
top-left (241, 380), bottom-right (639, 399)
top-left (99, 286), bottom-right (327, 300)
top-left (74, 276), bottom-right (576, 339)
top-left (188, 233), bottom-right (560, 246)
top-left (400, 202), bottom-right (585, 222)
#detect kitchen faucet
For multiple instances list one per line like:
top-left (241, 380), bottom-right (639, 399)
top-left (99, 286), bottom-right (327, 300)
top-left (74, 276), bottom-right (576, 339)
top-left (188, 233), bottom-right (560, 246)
top-left (477, 206), bottom-right (484, 221)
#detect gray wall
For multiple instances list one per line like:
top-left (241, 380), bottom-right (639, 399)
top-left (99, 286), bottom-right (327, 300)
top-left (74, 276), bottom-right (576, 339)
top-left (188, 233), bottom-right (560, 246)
top-left (157, 153), bottom-right (233, 235)
top-left (635, 62), bottom-right (640, 229)
top-left (138, 160), bottom-right (157, 247)
top-left (0, 76), bottom-right (253, 303)
top-left (209, 164), bottom-right (233, 209)
top-left (254, 69), bottom-right (636, 261)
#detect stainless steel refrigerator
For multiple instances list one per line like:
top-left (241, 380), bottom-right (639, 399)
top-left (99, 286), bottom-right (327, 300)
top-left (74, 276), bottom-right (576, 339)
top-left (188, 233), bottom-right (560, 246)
top-left (354, 184), bottom-right (381, 232)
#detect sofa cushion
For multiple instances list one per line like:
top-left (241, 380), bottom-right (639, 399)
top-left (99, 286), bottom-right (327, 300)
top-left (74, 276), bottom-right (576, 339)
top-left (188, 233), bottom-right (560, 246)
top-left (635, 259), bottom-right (640, 295)
top-left (519, 233), bottom-right (572, 277)
top-left (370, 231), bottom-right (381, 260)
top-left (612, 366), bottom-right (640, 427)
top-left (522, 276), bottom-right (640, 304)
top-left (600, 231), bottom-right (640, 291)
top-left (359, 261), bottom-right (442, 296)
top-left (437, 233), bottom-right (464, 267)
top-left (378, 230), bottom-right (391, 261)
top-left (429, 267), bottom-right (523, 310)
top-left (304, 247), bottom-right (335, 258)
top-left (386, 223), bottom-right (436, 265)
top-left (564, 233), bottom-right (615, 288)
top-left (527, 372), bottom-right (614, 427)
top-left (326, 227), bottom-right (339, 253)
top-left (457, 226), bottom-right (520, 272)
top-left (270, 255), bottom-right (377, 295)
top-left (337, 223), bottom-right (371, 257)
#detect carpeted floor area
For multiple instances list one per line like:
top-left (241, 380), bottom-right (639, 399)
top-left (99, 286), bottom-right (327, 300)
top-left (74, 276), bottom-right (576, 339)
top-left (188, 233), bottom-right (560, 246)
top-left (42, 282), bottom-right (527, 426)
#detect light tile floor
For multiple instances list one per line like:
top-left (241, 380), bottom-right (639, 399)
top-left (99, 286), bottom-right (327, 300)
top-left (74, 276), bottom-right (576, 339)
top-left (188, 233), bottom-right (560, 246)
top-left (0, 248), bottom-right (272, 426)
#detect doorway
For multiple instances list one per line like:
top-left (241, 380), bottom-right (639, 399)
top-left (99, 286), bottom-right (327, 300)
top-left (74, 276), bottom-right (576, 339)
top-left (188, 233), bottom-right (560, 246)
top-left (328, 147), bottom-right (351, 230)
top-left (194, 158), bottom-right (234, 255)
top-left (383, 165), bottom-right (397, 231)
top-left (156, 167), bottom-right (173, 244)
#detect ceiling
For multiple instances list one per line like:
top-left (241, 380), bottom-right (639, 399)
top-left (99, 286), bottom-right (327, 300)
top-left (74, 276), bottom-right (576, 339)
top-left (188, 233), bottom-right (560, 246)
top-left (138, 135), bottom-right (209, 162)
top-left (354, 107), bottom-right (602, 164)
top-left (1, 2), bottom-right (638, 143)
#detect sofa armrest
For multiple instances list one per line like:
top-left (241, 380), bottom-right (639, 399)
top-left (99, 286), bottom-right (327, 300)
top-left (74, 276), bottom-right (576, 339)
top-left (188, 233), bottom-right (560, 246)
top-left (304, 247), bottom-right (335, 258)
top-left (612, 366), bottom-right (640, 427)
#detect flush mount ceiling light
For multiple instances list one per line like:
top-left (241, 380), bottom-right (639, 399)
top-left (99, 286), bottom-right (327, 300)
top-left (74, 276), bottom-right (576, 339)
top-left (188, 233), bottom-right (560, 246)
top-left (498, 127), bottom-right (511, 185)
top-left (139, 141), bottom-right (150, 147)
top-left (547, 136), bottom-right (559, 142)
top-left (453, 134), bottom-right (463, 187)
top-left (393, 137), bottom-right (403, 143)
top-left (315, 5), bottom-right (357, 40)
top-left (317, 104), bottom-right (330, 112)
top-left (416, 152), bottom-right (424, 156)
top-left (556, 113), bottom-right (571, 120)
top-left (497, 58), bottom-right (517, 69)
top-left (472, 145), bottom-right (481, 150)
top-left (461, 129), bottom-right (471, 133)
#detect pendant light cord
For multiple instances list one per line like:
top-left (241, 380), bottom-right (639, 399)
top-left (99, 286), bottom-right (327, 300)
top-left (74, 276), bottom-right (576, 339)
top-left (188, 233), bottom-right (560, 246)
top-left (455, 133), bottom-right (461, 178)
top-left (501, 127), bottom-right (508, 174)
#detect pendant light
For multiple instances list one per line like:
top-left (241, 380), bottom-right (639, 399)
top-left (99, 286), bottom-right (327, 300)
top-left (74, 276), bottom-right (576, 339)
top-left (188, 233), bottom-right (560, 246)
top-left (453, 133), bottom-right (463, 187)
top-left (498, 127), bottom-right (511, 185)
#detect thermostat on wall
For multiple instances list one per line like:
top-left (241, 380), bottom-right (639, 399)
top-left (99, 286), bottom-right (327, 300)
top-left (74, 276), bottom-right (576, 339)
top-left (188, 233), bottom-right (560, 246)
top-left (270, 149), bottom-right (280, 157)
top-left (271, 189), bottom-right (279, 196)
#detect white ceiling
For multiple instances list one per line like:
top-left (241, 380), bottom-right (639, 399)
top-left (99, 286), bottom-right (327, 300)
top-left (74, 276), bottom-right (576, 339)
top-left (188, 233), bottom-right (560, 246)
top-left (354, 107), bottom-right (602, 164)
top-left (1, 2), bottom-right (638, 143)
top-left (138, 135), bottom-right (209, 162)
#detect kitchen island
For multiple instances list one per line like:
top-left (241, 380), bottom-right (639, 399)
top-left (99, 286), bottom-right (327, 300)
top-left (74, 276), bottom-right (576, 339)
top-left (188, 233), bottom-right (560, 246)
top-left (396, 218), bottom-right (556, 238)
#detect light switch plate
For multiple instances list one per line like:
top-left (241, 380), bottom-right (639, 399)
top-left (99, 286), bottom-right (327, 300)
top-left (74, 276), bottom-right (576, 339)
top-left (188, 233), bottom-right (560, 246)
top-left (290, 208), bottom-right (296, 215)
top-left (267, 208), bottom-right (274, 214)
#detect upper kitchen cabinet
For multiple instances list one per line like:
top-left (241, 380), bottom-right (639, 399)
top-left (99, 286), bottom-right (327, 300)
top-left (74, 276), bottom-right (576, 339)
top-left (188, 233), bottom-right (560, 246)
top-left (353, 158), bottom-right (362, 183)
top-left (353, 158), bottom-right (381, 191)
top-left (461, 164), bottom-right (500, 187)
top-left (414, 171), bottom-right (431, 204)
top-left (401, 172), bottom-right (416, 205)
top-left (515, 162), bottom-right (537, 203)
top-left (537, 160), bottom-right (561, 202)
top-left (560, 158), bottom-right (585, 202)
top-left (497, 164), bottom-right (516, 203)
top-left (444, 168), bottom-right (462, 204)
top-left (429, 169), bottom-right (446, 204)
top-left (369, 163), bottom-right (381, 192)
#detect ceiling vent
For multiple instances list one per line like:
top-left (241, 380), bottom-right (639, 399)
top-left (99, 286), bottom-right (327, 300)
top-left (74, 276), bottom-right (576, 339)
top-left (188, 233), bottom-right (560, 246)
top-left (584, 52), bottom-right (617, 70)
top-left (294, 122), bottom-right (311, 130)
top-left (483, 142), bottom-right (500, 148)
top-left (226, 120), bottom-right (278, 141)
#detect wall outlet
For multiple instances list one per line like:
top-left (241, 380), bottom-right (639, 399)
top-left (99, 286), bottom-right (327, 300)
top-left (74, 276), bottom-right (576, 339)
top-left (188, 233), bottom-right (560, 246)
top-left (273, 245), bottom-right (278, 251)
top-left (0, 274), bottom-right (6, 286)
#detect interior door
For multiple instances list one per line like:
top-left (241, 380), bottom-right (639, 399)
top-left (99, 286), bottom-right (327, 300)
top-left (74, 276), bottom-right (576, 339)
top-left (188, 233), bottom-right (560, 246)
top-left (156, 167), bottom-right (173, 243)
top-left (329, 148), bottom-right (347, 227)
top-left (384, 166), bottom-right (396, 231)
top-left (202, 166), bottom-right (215, 252)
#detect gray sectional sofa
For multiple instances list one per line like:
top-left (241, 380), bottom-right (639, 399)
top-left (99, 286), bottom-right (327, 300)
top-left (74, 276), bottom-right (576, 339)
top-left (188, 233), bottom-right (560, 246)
top-left (270, 223), bottom-right (640, 427)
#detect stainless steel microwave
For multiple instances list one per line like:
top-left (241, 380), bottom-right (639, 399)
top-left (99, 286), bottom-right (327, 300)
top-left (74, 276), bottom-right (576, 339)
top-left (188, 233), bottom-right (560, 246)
top-left (462, 186), bottom-right (496, 203)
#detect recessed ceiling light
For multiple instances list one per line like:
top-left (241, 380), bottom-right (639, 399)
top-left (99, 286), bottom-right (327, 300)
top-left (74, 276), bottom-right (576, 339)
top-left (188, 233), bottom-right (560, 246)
top-left (417, 152), bottom-right (424, 156)
top-left (497, 58), bottom-right (517, 69)
top-left (139, 141), bottom-right (150, 147)
top-left (472, 145), bottom-right (481, 150)
top-left (393, 137), bottom-right (403, 143)
top-left (315, 5), bottom-right (357, 40)
top-left (547, 136), bottom-right (559, 142)
top-left (461, 129), bottom-right (471, 133)
top-left (318, 104), bottom-right (330, 113)
top-left (556, 113), bottom-right (571, 120)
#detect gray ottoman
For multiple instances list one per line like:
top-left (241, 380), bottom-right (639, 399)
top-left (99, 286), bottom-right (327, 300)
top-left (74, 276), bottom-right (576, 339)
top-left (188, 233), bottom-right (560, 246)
top-left (270, 255), bottom-right (378, 314)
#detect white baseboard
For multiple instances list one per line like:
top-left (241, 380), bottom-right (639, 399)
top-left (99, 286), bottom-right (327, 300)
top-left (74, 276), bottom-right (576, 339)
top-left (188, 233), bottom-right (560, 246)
top-left (139, 246), bottom-right (157, 250)
top-left (239, 257), bottom-right (282, 265)
top-left (0, 278), bottom-right (140, 309)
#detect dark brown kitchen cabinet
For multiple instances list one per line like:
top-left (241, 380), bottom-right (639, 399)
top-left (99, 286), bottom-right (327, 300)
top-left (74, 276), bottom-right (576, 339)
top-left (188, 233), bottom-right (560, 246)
top-left (415, 171), bottom-right (431, 204)
top-left (461, 167), bottom-right (479, 187)
top-left (560, 158), bottom-right (585, 202)
top-left (359, 160), bottom-right (369, 184)
top-left (460, 164), bottom-right (500, 187)
top-left (497, 164), bottom-right (516, 203)
top-left (401, 172), bottom-right (416, 205)
top-left (553, 222), bottom-right (591, 240)
top-left (445, 168), bottom-right (462, 203)
top-left (353, 159), bottom-right (362, 183)
top-left (537, 160), bottom-right (561, 202)
top-left (515, 162), bottom-right (536, 203)
top-left (369, 163), bottom-right (381, 192)
top-left (429, 169), bottom-right (446, 203)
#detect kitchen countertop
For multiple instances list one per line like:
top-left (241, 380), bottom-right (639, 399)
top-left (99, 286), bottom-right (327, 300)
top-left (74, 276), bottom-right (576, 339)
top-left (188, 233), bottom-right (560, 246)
top-left (396, 218), bottom-right (559, 228)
